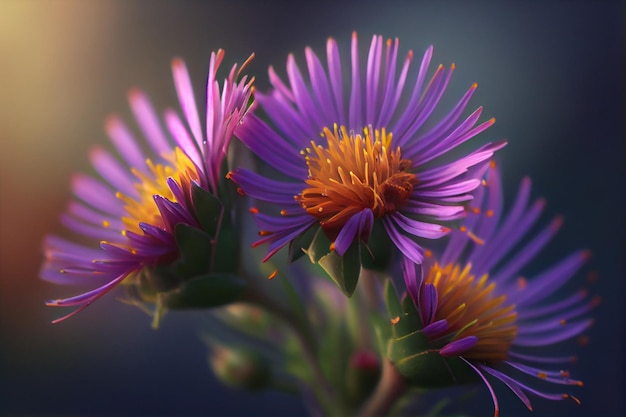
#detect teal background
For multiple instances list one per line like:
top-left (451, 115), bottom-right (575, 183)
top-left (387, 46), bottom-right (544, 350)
top-left (0, 0), bottom-right (623, 416)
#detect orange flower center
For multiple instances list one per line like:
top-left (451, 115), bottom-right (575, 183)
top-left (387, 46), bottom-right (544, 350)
top-left (115, 147), bottom-right (200, 236)
top-left (426, 262), bottom-right (518, 362)
top-left (297, 125), bottom-right (417, 236)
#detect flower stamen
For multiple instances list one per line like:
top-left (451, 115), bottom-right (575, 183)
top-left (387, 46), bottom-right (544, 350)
top-left (297, 124), bottom-right (417, 237)
top-left (117, 147), bottom-right (200, 236)
top-left (426, 262), bottom-right (518, 362)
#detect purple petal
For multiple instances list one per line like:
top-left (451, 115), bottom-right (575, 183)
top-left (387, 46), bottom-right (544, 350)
top-left (416, 179), bottom-right (481, 199)
top-left (492, 216), bottom-right (563, 286)
top-left (228, 169), bottom-right (304, 206)
top-left (480, 364), bottom-right (577, 403)
top-left (461, 358), bottom-right (500, 417)
top-left (105, 115), bottom-right (147, 172)
top-left (507, 351), bottom-right (577, 365)
top-left (67, 202), bottom-right (124, 231)
top-left (419, 283), bottom-right (438, 326)
top-left (286, 53), bottom-right (324, 133)
top-left (391, 45), bottom-right (432, 141)
top-left (305, 46), bottom-right (336, 123)
top-left (479, 364), bottom-right (533, 411)
top-left (333, 209), bottom-right (374, 255)
top-left (257, 219), bottom-right (317, 262)
top-left (71, 174), bottom-right (122, 215)
top-left (365, 35), bottom-right (382, 125)
top-left (513, 319), bottom-right (593, 347)
top-left (171, 58), bottom-right (203, 151)
top-left (514, 250), bottom-right (589, 306)
top-left (389, 212), bottom-right (450, 240)
top-left (402, 255), bottom-right (420, 305)
top-left (504, 361), bottom-right (582, 386)
top-left (382, 216), bottom-right (424, 264)
top-left (60, 214), bottom-right (124, 242)
top-left (89, 147), bottom-right (136, 196)
top-left (421, 318), bottom-right (449, 338)
top-left (326, 37), bottom-right (345, 127)
top-left (236, 114), bottom-right (309, 178)
top-left (376, 37), bottom-right (400, 127)
top-left (440, 335), bottom-right (478, 357)
top-left (516, 290), bottom-right (588, 321)
top-left (164, 109), bottom-right (203, 171)
top-left (348, 32), bottom-right (362, 130)
top-left (46, 272), bottom-right (132, 323)
top-left (129, 89), bottom-right (171, 156)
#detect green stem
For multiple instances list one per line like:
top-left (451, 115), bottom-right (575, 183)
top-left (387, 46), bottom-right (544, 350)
top-left (242, 285), bottom-right (335, 406)
top-left (356, 359), bottom-right (407, 417)
top-left (360, 268), bottom-right (381, 312)
top-left (354, 268), bottom-right (381, 351)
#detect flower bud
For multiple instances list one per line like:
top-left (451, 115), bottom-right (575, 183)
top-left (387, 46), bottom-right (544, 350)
top-left (346, 350), bottom-right (381, 405)
top-left (208, 346), bottom-right (271, 391)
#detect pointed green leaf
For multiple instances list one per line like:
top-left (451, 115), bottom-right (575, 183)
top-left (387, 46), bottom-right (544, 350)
top-left (173, 223), bottom-right (214, 277)
top-left (394, 349), bottom-right (476, 387)
top-left (212, 215), bottom-right (239, 274)
top-left (164, 273), bottom-right (246, 309)
top-left (318, 241), bottom-right (361, 297)
top-left (191, 182), bottom-right (223, 237)
top-left (288, 224), bottom-right (318, 262)
top-left (305, 226), bottom-right (332, 264)
top-left (384, 280), bottom-right (403, 320)
top-left (360, 220), bottom-right (392, 271)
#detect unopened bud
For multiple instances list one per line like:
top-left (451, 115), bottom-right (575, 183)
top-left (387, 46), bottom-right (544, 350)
top-left (346, 350), bottom-right (381, 406)
top-left (209, 347), bottom-right (271, 391)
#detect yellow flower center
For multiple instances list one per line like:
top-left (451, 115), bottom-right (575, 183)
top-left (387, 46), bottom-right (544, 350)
top-left (426, 262), bottom-right (518, 362)
top-left (115, 147), bottom-right (200, 236)
top-left (297, 125), bottom-right (417, 237)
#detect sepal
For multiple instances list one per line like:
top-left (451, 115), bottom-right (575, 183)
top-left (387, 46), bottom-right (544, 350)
top-left (318, 242), bottom-right (361, 297)
top-left (384, 282), bottom-right (477, 388)
top-left (191, 182), bottom-right (223, 237)
top-left (190, 183), bottom-right (238, 273)
top-left (305, 227), bottom-right (361, 297)
top-left (173, 223), bottom-right (214, 277)
top-left (360, 220), bottom-right (393, 271)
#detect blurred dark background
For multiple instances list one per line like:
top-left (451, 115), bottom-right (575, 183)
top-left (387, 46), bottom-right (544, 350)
top-left (0, 0), bottom-right (623, 416)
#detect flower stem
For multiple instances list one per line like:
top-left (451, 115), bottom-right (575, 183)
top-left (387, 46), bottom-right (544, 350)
top-left (241, 284), bottom-right (335, 405)
top-left (357, 359), bottom-right (407, 417)
top-left (353, 268), bottom-right (381, 350)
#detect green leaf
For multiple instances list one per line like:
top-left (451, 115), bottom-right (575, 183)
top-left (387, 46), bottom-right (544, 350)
top-left (288, 224), bottom-right (318, 262)
top-left (394, 348), bottom-right (476, 387)
top-left (305, 226), bottom-right (332, 264)
top-left (191, 182), bottom-right (223, 237)
top-left (384, 280), bottom-right (403, 320)
top-left (173, 223), bottom-right (214, 277)
top-left (164, 273), bottom-right (247, 309)
top-left (382, 280), bottom-right (421, 339)
top-left (318, 241), bottom-right (361, 297)
top-left (360, 220), bottom-right (392, 271)
top-left (212, 215), bottom-right (239, 274)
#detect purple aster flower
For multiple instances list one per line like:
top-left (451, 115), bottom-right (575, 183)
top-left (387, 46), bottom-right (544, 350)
top-left (228, 32), bottom-right (506, 264)
top-left (399, 162), bottom-right (595, 416)
top-left (41, 50), bottom-right (254, 322)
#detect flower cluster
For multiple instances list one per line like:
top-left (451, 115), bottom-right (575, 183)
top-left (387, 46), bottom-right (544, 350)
top-left (40, 34), bottom-right (594, 417)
